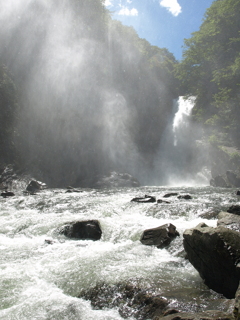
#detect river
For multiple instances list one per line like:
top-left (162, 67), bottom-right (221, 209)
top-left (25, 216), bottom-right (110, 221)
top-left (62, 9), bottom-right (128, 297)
top-left (0, 185), bottom-right (238, 319)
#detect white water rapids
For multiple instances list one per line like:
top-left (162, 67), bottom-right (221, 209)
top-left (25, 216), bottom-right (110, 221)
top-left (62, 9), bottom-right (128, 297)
top-left (0, 186), bottom-right (238, 319)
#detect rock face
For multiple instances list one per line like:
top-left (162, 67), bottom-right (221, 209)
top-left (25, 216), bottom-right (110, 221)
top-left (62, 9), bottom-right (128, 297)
top-left (183, 223), bottom-right (240, 298)
top-left (59, 220), bottom-right (102, 241)
top-left (94, 171), bottom-right (140, 188)
top-left (140, 223), bottom-right (180, 249)
top-left (210, 146), bottom-right (240, 188)
top-left (210, 175), bottom-right (229, 187)
top-left (79, 282), bottom-right (168, 319)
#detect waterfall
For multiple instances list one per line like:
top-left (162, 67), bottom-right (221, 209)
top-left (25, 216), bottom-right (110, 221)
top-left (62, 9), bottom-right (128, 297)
top-left (173, 96), bottom-right (195, 146)
top-left (151, 96), bottom-right (210, 186)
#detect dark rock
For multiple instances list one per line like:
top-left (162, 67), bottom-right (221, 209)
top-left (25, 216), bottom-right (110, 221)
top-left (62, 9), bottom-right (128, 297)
top-left (226, 170), bottom-right (240, 188)
top-left (210, 175), bottom-right (228, 187)
top-left (94, 171), bottom-right (140, 188)
top-left (65, 186), bottom-right (83, 193)
top-left (177, 194), bottom-right (192, 200)
top-left (131, 195), bottom-right (156, 203)
top-left (79, 282), bottom-right (168, 319)
top-left (157, 199), bottom-right (170, 204)
top-left (162, 309), bottom-right (179, 316)
top-left (217, 211), bottom-right (240, 232)
top-left (157, 310), bottom-right (234, 320)
top-left (1, 191), bottom-right (15, 197)
top-left (199, 209), bottom-right (220, 219)
top-left (163, 193), bottom-right (178, 198)
top-left (227, 205), bottom-right (240, 215)
top-left (59, 220), bottom-right (102, 241)
top-left (44, 239), bottom-right (55, 245)
top-left (140, 223), bottom-right (180, 249)
top-left (234, 283), bottom-right (240, 320)
top-left (26, 179), bottom-right (46, 193)
top-left (183, 223), bottom-right (240, 298)
top-left (237, 190), bottom-right (240, 196)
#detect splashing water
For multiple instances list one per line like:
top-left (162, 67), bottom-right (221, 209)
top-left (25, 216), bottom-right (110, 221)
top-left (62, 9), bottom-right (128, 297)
top-left (173, 96), bottom-right (195, 146)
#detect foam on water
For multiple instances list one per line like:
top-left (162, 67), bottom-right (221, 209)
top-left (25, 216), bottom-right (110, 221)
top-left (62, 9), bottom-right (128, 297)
top-left (0, 186), bottom-right (237, 319)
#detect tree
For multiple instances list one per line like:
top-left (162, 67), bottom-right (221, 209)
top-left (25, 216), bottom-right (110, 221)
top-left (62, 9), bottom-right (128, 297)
top-left (175, 0), bottom-right (240, 146)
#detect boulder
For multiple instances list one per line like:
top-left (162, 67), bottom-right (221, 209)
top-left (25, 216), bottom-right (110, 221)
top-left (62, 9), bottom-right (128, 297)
top-left (1, 191), bottom-right (15, 197)
top-left (183, 223), bottom-right (240, 298)
top-left (163, 193), bottom-right (178, 198)
top-left (26, 179), bottom-right (46, 193)
top-left (199, 209), bottom-right (220, 219)
top-left (234, 282), bottom-right (240, 320)
top-left (140, 223), bottom-right (180, 249)
top-left (177, 194), bottom-right (192, 200)
top-left (227, 205), bottom-right (240, 215)
top-left (65, 186), bottom-right (83, 193)
top-left (217, 211), bottom-right (240, 232)
top-left (157, 310), bottom-right (234, 320)
top-left (131, 195), bottom-right (156, 203)
top-left (157, 199), bottom-right (170, 204)
top-left (79, 282), bottom-right (168, 319)
top-left (59, 220), bottom-right (102, 241)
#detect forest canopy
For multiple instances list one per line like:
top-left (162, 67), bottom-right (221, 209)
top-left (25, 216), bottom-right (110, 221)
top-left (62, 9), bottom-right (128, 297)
top-left (175, 0), bottom-right (240, 147)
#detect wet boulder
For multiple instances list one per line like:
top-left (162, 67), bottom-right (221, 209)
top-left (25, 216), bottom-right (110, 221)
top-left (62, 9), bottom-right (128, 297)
top-left (183, 223), bottom-right (240, 298)
top-left (1, 191), bottom-right (15, 197)
top-left (163, 192), bottom-right (178, 198)
top-left (217, 211), bottom-right (240, 232)
top-left (234, 283), bottom-right (240, 320)
top-left (131, 195), bottom-right (156, 203)
top-left (227, 205), bottom-right (240, 215)
top-left (26, 179), bottom-right (46, 193)
top-left (158, 310), bottom-right (234, 320)
top-left (140, 223), bottom-right (180, 249)
top-left (178, 194), bottom-right (192, 200)
top-left (59, 220), bottom-right (102, 241)
top-left (79, 282), bottom-right (168, 319)
top-left (157, 199), bottom-right (170, 204)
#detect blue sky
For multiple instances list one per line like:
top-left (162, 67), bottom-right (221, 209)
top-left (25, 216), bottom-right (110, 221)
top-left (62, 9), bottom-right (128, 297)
top-left (104, 0), bottom-right (215, 61)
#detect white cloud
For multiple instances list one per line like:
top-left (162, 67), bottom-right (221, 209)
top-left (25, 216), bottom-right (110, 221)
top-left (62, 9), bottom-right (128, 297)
top-left (104, 0), bottom-right (113, 7)
top-left (159, 0), bottom-right (182, 16)
top-left (118, 7), bottom-right (138, 16)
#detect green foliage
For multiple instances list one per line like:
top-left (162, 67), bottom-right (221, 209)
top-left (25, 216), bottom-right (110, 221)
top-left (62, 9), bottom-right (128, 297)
top-left (175, 0), bottom-right (240, 147)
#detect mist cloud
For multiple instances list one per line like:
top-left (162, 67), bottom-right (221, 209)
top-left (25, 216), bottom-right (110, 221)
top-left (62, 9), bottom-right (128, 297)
top-left (160, 0), bottom-right (182, 16)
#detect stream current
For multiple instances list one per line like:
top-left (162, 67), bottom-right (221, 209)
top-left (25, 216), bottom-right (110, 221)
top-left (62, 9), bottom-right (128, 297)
top-left (0, 186), bottom-right (238, 319)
